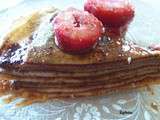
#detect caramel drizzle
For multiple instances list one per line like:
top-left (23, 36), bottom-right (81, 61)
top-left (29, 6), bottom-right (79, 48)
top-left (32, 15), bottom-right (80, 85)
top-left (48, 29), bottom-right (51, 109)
top-left (0, 78), bottom-right (160, 107)
top-left (0, 90), bottom-right (49, 107)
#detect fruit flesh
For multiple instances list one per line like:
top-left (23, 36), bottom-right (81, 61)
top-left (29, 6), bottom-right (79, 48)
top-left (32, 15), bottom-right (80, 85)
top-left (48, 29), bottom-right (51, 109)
top-left (84, 0), bottom-right (134, 27)
top-left (53, 8), bottom-right (103, 53)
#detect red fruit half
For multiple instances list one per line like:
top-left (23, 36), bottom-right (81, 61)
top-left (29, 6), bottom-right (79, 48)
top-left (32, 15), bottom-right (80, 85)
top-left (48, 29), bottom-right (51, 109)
top-left (84, 0), bottom-right (135, 27)
top-left (53, 8), bottom-right (103, 54)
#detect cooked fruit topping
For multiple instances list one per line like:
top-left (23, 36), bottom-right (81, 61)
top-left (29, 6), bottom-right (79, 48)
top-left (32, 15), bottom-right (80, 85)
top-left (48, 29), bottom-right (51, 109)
top-left (106, 24), bottom-right (128, 37)
top-left (53, 8), bottom-right (103, 54)
top-left (84, 0), bottom-right (135, 27)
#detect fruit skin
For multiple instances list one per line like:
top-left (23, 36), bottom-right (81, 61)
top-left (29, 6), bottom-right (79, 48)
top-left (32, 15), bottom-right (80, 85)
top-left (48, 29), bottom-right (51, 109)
top-left (53, 8), bottom-right (103, 54)
top-left (84, 0), bottom-right (135, 27)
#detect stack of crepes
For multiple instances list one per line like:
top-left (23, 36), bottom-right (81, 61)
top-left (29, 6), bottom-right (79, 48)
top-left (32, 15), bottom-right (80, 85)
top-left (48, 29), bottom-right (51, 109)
top-left (0, 7), bottom-right (160, 101)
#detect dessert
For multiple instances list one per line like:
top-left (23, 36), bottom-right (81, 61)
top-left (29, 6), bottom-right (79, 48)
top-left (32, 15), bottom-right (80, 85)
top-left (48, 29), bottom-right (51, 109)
top-left (84, 0), bottom-right (134, 27)
top-left (0, 0), bottom-right (159, 104)
top-left (53, 8), bottom-right (103, 53)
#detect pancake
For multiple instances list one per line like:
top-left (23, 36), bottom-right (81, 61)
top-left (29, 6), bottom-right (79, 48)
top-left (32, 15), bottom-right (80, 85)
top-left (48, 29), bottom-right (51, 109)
top-left (0, 7), bottom-right (160, 101)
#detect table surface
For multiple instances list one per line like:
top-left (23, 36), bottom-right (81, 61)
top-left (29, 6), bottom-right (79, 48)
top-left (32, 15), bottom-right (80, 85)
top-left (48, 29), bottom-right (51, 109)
top-left (0, 0), bottom-right (160, 120)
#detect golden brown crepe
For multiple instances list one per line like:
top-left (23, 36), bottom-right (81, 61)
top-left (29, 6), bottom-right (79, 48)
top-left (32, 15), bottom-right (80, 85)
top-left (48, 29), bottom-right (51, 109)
top-left (0, 7), bottom-right (160, 104)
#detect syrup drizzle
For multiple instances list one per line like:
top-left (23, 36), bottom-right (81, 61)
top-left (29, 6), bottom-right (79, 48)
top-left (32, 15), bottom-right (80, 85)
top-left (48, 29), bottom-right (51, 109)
top-left (0, 7), bottom-right (158, 107)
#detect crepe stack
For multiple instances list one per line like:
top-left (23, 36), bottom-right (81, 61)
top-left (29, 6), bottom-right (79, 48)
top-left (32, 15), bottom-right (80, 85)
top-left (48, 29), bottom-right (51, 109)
top-left (0, 8), bottom-right (160, 102)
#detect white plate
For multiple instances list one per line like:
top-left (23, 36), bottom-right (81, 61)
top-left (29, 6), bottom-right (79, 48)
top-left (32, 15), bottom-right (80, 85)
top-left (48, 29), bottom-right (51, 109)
top-left (0, 0), bottom-right (160, 120)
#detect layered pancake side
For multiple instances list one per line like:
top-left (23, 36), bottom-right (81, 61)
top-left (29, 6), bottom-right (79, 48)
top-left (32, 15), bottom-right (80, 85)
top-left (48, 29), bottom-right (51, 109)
top-left (0, 8), bottom-right (160, 99)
